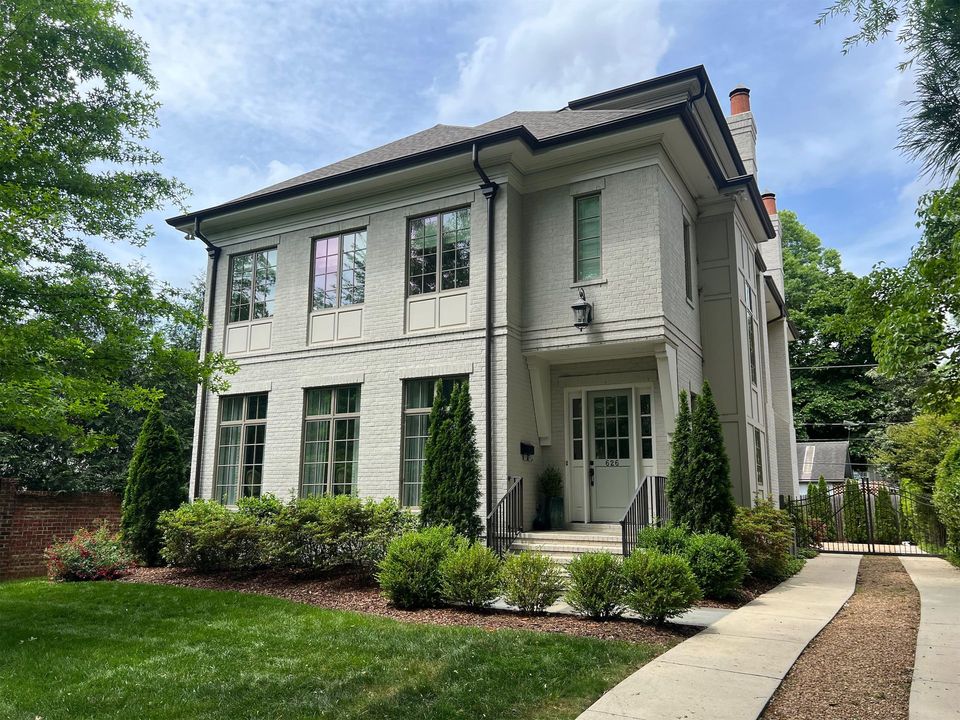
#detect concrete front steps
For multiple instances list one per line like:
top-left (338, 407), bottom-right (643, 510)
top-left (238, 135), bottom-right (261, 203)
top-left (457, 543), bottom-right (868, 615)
top-left (509, 523), bottom-right (623, 564)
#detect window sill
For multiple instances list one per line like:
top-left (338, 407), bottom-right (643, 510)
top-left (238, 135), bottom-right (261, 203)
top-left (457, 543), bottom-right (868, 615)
top-left (570, 277), bottom-right (608, 290)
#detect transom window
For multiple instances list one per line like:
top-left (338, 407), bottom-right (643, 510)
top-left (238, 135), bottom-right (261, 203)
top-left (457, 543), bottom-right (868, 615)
top-left (407, 208), bottom-right (470, 296)
top-left (312, 230), bottom-right (367, 310)
top-left (229, 249), bottom-right (277, 323)
top-left (401, 376), bottom-right (465, 506)
top-left (215, 394), bottom-right (268, 504)
top-left (575, 194), bottom-right (601, 282)
top-left (301, 386), bottom-right (361, 497)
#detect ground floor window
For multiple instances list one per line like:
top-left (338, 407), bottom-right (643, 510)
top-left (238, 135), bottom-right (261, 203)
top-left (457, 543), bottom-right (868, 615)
top-left (401, 376), bottom-right (465, 506)
top-left (215, 393), bottom-right (268, 504)
top-left (301, 385), bottom-right (361, 497)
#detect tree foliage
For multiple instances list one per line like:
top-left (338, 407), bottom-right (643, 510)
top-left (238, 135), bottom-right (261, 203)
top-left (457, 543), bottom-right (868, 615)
top-left (873, 485), bottom-right (901, 543)
top-left (0, 0), bottom-right (231, 457)
top-left (121, 406), bottom-right (186, 566)
top-left (808, 476), bottom-right (838, 540)
top-left (683, 382), bottom-right (736, 536)
top-left (419, 381), bottom-right (482, 539)
top-left (873, 413), bottom-right (959, 493)
top-left (818, 0), bottom-right (960, 180)
top-left (665, 390), bottom-right (693, 524)
top-left (842, 479), bottom-right (868, 542)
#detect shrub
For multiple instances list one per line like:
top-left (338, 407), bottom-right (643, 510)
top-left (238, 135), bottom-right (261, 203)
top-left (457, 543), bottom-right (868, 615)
top-left (237, 493), bottom-right (285, 521)
top-left (665, 390), bottom-right (694, 525)
top-left (733, 499), bottom-right (794, 581)
top-left (159, 501), bottom-right (264, 571)
top-left (842, 479), bottom-right (867, 542)
top-left (935, 440), bottom-right (960, 556)
top-left (806, 518), bottom-right (830, 545)
top-left (808, 476), bottom-right (837, 540)
top-left (873, 486), bottom-right (901, 543)
top-left (684, 382), bottom-right (737, 535)
top-left (565, 552), bottom-right (626, 619)
top-left (439, 540), bottom-right (502, 608)
top-left (622, 550), bottom-right (702, 624)
top-left (121, 407), bottom-right (187, 566)
top-left (636, 524), bottom-right (690, 555)
top-left (378, 525), bottom-right (456, 609)
top-left (500, 551), bottom-right (565, 613)
top-left (538, 466), bottom-right (563, 498)
top-left (683, 533), bottom-right (748, 599)
top-left (268, 495), bottom-right (413, 572)
top-left (45, 523), bottom-right (134, 581)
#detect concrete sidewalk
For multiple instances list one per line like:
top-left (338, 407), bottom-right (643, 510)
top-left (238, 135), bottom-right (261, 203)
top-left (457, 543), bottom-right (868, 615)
top-left (577, 554), bottom-right (862, 720)
top-left (900, 556), bottom-right (960, 720)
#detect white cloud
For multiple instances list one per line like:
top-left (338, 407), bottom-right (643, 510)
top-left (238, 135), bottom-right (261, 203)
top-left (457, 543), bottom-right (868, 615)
top-left (433, 0), bottom-right (672, 125)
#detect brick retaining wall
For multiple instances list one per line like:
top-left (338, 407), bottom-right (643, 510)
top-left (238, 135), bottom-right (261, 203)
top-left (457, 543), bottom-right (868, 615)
top-left (0, 478), bottom-right (121, 580)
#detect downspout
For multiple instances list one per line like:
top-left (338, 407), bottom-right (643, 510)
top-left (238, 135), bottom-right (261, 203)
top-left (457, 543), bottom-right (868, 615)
top-left (191, 217), bottom-right (220, 500)
top-left (472, 145), bottom-right (499, 518)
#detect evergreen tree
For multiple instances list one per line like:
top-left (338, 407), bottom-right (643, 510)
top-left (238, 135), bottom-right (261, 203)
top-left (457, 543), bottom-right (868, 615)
top-left (419, 381), bottom-right (481, 538)
top-left (666, 391), bottom-right (694, 526)
top-left (842, 479), bottom-right (868, 542)
top-left (121, 407), bottom-right (187, 565)
top-left (810, 476), bottom-right (837, 540)
top-left (873, 486), bottom-right (901, 544)
top-left (686, 382), bottom-right (737, 535)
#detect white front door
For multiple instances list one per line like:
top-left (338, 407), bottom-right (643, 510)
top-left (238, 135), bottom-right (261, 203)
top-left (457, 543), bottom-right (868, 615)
top-left (588, 390), bottom-right (635, 522)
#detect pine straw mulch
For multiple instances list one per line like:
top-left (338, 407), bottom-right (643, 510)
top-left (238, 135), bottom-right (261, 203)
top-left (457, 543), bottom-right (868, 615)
top-left (124, 566), bottom-right (698, 647)
top-left (761, 556), bottom-right (920, 720)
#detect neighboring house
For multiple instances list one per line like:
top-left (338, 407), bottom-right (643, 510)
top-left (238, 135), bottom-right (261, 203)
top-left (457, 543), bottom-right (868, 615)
top-left (796, 440), bottom-right (853, 495)
top-left (167, 65), bottom-right (801, 534)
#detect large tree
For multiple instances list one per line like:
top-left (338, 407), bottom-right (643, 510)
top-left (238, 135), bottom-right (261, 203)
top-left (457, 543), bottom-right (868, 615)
top-left (0, 2), bottom-right (230, 466)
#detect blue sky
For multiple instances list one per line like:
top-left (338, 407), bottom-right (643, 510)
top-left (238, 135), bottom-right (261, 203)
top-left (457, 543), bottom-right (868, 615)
top-left (116, 0), bottom-right (928, 288)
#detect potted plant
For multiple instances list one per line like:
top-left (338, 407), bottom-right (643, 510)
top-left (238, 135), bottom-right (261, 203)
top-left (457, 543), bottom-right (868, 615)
top-left (538, 466), bottom-right (564, 530)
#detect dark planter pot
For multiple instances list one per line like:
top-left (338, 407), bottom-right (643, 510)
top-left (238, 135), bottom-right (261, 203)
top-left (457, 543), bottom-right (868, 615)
top-left (548, 496), bottom-right (564, 530)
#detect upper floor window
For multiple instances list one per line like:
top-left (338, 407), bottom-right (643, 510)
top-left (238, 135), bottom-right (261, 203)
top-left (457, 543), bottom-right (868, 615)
top-left (312, 230), bottom-right (367, 310)
top-left (215, 393), bottom-right (268, 504)
top-left (575, 194), bottom-right (601, 282)
top-left (683, 219), bottom-right (694, 301)
top-left (407, 208), bottom-right (470, 296)
top-left (745, 280), bottom-right (758, 386)
top-left (401, 376), bottom-right (465, 506)
top-left (754, 427), bottom-right (764, 489)
top-left (301, 386), bottom-right (361, 497)
top-left (229, 249), bottom-right (277, 323)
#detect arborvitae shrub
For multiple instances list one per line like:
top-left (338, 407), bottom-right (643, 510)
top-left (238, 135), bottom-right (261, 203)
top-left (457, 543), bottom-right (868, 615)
top-left (842, 479), bottom-right (868, 542)
top-left (665, 390), bottom-right (694, 525)
top-left (685, 382), bottom-right (737, 535)
top-left (439, 540), bottom-right (502, 608)
top-left (873, 486), bottom-right (901, 544)
top-left (121, 408), bottom-right (187, 566)
top-left (565, 552), bottom-right (626, 619)
top-left (377, 525), bottom-right (456, 609)
top-left (500, 551), bottom-right (565, 613)
top-left (622, 550), bottom-right (702, 624)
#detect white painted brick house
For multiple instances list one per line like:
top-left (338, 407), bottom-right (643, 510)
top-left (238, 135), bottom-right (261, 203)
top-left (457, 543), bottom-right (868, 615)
top-left (167, 66), bottom-right (800, 536)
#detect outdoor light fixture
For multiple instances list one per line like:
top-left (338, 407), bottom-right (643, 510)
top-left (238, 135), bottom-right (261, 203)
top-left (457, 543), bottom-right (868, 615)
top-left (572, 287), bottom-right (592, 331)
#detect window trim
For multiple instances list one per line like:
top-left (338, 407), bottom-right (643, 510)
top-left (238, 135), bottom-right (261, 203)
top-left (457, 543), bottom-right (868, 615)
top-left (574, 192), bottom-right (602, 283)
top-left (308, 228), bottom-right (368, 314)
top-left (214, 393), bottom-right (268, 505)
top-left (405, 206), bottom-right (471, 298)
top-left (299, 385), bottom-right (362, 498)
top-left (399, 375), bottom-right (467, 507)
top-left (227, 247), bottom-right (278, 325)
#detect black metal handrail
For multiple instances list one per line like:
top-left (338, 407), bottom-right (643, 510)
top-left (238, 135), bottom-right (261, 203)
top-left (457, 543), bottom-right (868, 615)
top-left (620, 475), bottom-right (669, 556)
top-left (486, 476), bottom-right (524, 557)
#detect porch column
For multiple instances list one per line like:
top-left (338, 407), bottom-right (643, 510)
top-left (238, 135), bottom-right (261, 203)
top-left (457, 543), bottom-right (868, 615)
top-left (655, 344), bottom-right (679, 434)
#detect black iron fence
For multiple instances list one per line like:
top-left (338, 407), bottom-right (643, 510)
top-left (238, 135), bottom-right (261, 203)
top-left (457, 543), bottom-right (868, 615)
top-left (486, 475), bottom-right (523, 557)
top-left (781, 477), bottom-right (946, 556)
top-left (620, 475), bottom-right (669, 557)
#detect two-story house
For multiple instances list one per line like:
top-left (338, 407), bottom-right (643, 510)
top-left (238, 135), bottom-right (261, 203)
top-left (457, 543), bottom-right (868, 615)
top-left (167, 65), bottom-right (800, 540)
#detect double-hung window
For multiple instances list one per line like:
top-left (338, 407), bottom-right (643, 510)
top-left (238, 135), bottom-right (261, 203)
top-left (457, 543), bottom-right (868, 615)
top-left (215, 394), bottom-right (268, 504)
top-left (400, 376), bottom-right (465, 506)
top-left (229, 249), bottom-right (277, 322)
top-left (575, 194), bottom-right (601, 282)
top-left (407, 208), bottom-right (470, 296)
top-left (312, 230), bottom-right (367, 310)
top-left (301, 386), bottom-right (361, 497)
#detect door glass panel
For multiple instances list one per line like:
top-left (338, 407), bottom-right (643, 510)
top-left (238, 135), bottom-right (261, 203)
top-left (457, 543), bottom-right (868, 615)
top-left (571, 397), bottom-right (583, 461)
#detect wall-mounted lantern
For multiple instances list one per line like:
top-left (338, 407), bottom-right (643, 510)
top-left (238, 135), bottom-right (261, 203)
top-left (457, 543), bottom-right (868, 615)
top-left (571, 287), bottom-right (593, 331)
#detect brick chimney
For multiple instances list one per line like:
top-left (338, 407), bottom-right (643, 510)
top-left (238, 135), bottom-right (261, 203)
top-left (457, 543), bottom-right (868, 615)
top-left (761, 191), bottom-right (777, 216)
top-left (726, 84), bottom-right (757, 177)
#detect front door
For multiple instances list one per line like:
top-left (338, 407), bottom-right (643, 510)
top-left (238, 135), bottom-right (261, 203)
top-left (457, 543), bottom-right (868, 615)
top-left (588, 390), bottom-right (635, 522)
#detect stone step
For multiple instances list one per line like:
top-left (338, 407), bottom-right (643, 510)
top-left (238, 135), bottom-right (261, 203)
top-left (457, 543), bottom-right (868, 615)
top-left (516, 531), bottom-right (623, 545)
top-left (511, 540), bottom-right (622, 556)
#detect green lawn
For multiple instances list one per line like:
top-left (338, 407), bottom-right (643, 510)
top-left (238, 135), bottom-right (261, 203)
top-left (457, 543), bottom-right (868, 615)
top-left (0, 580), bottom-right (662, 719)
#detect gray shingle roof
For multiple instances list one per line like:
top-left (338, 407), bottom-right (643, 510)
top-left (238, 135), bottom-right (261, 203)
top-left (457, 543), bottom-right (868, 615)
top-left (233, 108), bottom-right (648, 204)
top-left (796, 441), bottom-right (852, 482)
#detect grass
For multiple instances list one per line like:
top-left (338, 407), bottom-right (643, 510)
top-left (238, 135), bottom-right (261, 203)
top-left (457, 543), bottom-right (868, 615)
top-left (0, 579), bottom-right (662, 720)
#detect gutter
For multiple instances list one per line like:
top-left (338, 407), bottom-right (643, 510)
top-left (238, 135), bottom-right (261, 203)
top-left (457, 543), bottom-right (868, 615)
top-left (191, 218), bottom-right (220, 500)
top-left (472, 144), bottom-right (499, 519)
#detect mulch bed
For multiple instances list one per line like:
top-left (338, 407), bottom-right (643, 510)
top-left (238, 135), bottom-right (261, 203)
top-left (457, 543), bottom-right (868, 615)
top-left (124, 566), bottom-right (698, 646)
top-left (761, 556), bottom-right (920, 720)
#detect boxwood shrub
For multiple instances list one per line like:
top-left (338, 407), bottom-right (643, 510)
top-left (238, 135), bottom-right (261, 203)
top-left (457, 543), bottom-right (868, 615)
top-left (378, 525), bottom-right (456, 609)
top-left (565, 551), bottom-right (626, 619)
top-left (500, 551), bottom-right (565, 613)
top-left (683, 533), bottom-right (747, 599)
top-left (622, 549), bottom-right (702, 624)
top-left (439, 539), bottom-right (502, 608)
top-left (159, 501), bottom-right (264, 571)
top-left (636, 524), bottom-right (690, 555)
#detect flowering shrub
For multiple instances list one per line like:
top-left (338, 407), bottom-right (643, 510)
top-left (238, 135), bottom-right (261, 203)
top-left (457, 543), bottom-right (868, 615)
top-left (44, 524), bottom-right (134, 582)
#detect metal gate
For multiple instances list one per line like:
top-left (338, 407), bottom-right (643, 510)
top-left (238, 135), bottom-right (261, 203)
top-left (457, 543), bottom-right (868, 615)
top-left (781, 478), bottom-right (947, 556)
